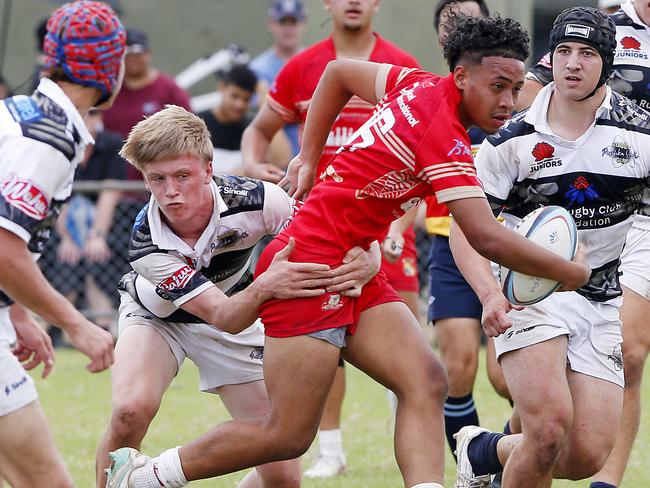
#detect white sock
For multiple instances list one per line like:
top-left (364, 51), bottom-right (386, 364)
top-left (318, 429), bottom-right (344, 458)
top-left (410, 484), bottom-right (443, 488)
top-left (132, 447), bottom-right (188, 488)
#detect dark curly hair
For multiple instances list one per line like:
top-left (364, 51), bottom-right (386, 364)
top-left (443, 14), bottom-right (530, 71)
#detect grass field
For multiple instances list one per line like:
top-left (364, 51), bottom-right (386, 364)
top-left (35, 345), bottom-right (650, 487)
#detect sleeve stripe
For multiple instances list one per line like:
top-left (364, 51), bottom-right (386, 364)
top-left (435, 186), bottom-right (485, 203)
top-left (375, 63), bottom-right (392, 101)
top-left (0, 217), bottom-right (31, 243)
top-left (424, 170), bottom-right (478, 182)
top-left (419, 166), bottom-right (477, 179)
top-left (396, 67), bottom-right (417, 84)
top-left (267, 96), bottom-right (300, 123)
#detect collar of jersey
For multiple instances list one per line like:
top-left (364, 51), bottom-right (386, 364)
top-left (146, 179), bottom-right (228, 254)
top-left (36, 78), bottom-right (94, 146)
top-left (621, 1), bottom-right (649, 30)
top-left (524, 81), bottom-right (612, 143)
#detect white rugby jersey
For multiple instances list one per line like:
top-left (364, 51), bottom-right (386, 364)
top-left (611, 1), bottom-right (650, 225)
top-left (125, 175), bottom-right (299, 323)
top-left (0, 78), bottom-right (92, 343)
top-left (476, 83), bottom-right (650, 302)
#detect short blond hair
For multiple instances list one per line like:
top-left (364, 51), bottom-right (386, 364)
top-left (120, 105), bottom-right (213, 171)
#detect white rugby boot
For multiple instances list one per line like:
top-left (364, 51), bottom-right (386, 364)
top-left (454, 426), bottom-right (492, 488)
top-left (105, 448), bottom-right (151, 488)
top-left (304, 452), bottom-right (347, 478)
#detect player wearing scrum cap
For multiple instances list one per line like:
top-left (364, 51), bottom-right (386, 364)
top-left (0, 1), bottom-right (125, 486)
top-left (450, 7), bottom-right (650, 488)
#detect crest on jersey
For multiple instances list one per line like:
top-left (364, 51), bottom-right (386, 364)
top-left (601, 137), bottom-right (639, 168)
top-left (620, 36), bottom-right (641, 51)
top-left (530, 142), bottom-right (562, 172)
top-left (0, 174), bottom-right (49, 220)
top-left (249, 346), bottom-right (264, 362)
top-left (608, 343), bottom-right (623, 371)
top-left (211, 226), bottom-right (249, 251)
top-left (565, 176), bottom-right (599, 204)
top-left (321, 293), bottom-right (344, 311)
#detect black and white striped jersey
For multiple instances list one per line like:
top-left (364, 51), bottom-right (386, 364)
top-left (125, 175), bottom-right (299, 323)
top-left (0, 79), bottom-right (92, 342)
top-left (476, 84), bottom-right (650, 302)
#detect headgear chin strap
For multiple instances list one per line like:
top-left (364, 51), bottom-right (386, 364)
top-left (548, 6), bottom-right (617, 100)
top-left (44, 1), bottom-right (126, 105)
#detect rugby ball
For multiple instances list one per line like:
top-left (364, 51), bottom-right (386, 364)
top-left (500, 206), bottom-right (578, 306)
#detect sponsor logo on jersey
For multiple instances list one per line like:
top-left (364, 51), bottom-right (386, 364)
top-left (608, 343), bottom-right (623, 371)
top-left (211, 227), bottom-right (249, 250)
top-left (397, 83), bottom-right (419, 127)
top-left (327, 126), bottom-right (355, 148)
top-left (6, 96), bottom-right (42, 122)
top-left (506, 325), bottom-right (537, 339)
top-left (616, 36), bottom-right (648, 59)
top-left (602, 137), bottom-right (639, 168)
top-left (0, 174), bottom-right (48, 220)
top-left (321, 293), bottom-right (344, 311)
top-left (157, 266), bottom-right (195, 292)
top-left (221, 186), bottom-right (249, 197)
top-left (446, 139), bottom-right (472, 157)
top-left (565, 24), bottom-right (591, 38)
top-left (530, 142), bottom-right (563, 172)
top-left (402, 257), bottom-right (417, 277)
top-left (565, 176), bottom-right (599, 204)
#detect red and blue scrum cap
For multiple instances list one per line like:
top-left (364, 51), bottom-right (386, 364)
top-left (44, 1), bottom-right (126, 102)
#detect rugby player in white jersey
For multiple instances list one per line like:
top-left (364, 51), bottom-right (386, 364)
top-left (450, 7), bottom-right (650, 488)
top-left (0, 2), bottom-right (124, 486)
top-left (95, 105), bottom-right (380, 488)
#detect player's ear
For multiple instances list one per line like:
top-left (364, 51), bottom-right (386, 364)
top-left (205, 161), bottom-right (213, 182)
top-left (453, 64), bottom-right (468, 91)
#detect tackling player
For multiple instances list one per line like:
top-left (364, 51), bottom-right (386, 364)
top-left (95, 105), bottom-right (379, 488)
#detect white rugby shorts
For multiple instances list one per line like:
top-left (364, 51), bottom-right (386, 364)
top-left (0, 307), bottom-right (38, 416)
top-left (619, 224), bottom-right (650, 300)
top-left (494, 291), bottom-right (624, 387)
top-left (118, 292), bottom-right (264, 391)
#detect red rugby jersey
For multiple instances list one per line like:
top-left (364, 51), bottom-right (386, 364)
top-left (282, 65), bottom-right (485, 258)
top-left (267, 34), bottom-right (420, 174)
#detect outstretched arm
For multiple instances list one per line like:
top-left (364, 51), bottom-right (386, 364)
top-left (281, 60), bottom-right (388, 200)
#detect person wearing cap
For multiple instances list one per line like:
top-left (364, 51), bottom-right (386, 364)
top-left (250, 0), bottom-right (307, 157)
top-left (243, 2), bottom-right (421, 477)
top-left (0, 1), bottom-right (123, 486)
top-left (450, 6), bottom-right (650, 487)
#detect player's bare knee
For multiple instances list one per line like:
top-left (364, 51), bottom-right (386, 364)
top-left (526, 416), bottom-right (571, 469)
top-left (562, 450), bottom-right (608, 480)
top-left (398, 356), bottom-right (448, 406)
top-left (110, 398), bottom-right (158, 439)
top-left (257, 463), bottom-right (301, 488)
top-left (622, 346), bottom-right (647, 388)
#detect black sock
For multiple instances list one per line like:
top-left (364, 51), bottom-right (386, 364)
top-left (444, 393), bottom-right (479, 459)
top-left (468, 432), bottom-right (504, 476)
top-left (590, 483), bottom-right (617, 488)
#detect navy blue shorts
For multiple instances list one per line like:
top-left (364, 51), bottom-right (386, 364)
top-left (427, 235), bottom-right (482, 322)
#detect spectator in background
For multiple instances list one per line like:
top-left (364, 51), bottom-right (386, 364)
top-left (40, 109), bottom-right (126, 333)
top-left (250, 0), bottom-right (307, 156)
top-left (198, 64), bottom-right (290, 175)
top-left (103, 27), bottom-right (192, 282)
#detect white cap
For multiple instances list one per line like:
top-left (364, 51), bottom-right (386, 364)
top-left (598, 0), bottom-right (620, 9)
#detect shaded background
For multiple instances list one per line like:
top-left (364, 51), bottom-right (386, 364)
top-left (1, 0), bottom-right (599, 96)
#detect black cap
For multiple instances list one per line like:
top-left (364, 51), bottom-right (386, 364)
top-left (268, 0), bottom-right (306, 22)
top-left (126, 28), bottom-right (149, 53)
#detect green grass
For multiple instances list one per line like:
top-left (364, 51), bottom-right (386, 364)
top-left (34, 347), bottom-right (650, 487)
